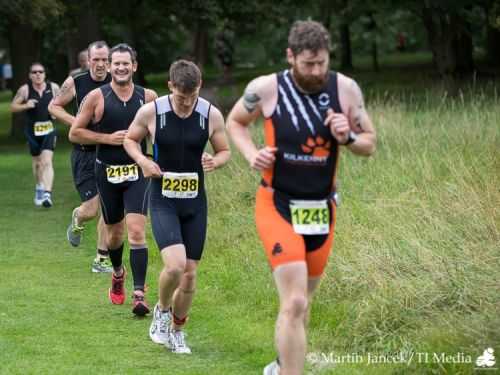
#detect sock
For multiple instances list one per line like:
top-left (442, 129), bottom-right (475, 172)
top-left (36, 184), bottom-right (43, 191)
top-left (97, 248), bottom-right (109, 259)
top-left (173, 312), bottom-right (187, 326)
top-left (130, 246), bottom-right (148, 291)
top-left (108, 243), bottom-right (124, 273)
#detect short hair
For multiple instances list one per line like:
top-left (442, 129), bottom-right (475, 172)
top-left (288, 20), bottom-right (331, 55)
top-left (169, 60), bottom-right (202, 93)
top-left (109, 43), bottom-right (137, 63)
top-left (87, 41), bottom-right (109, 57)
top-left (78, 50), bottom-right (88, 59)
top-left (29, 62), bottom-right (45, 72)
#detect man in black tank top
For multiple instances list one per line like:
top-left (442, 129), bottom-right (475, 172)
top-left (227, 21), bottom-right (377, 375)
top-left (49, 41), bottom-right (113, 273)
top-left (70, 44), bottom-right (158, 317)
top-left (11, 62), bottom-right (60, 208)
top-left (124, 60), bottom-right (230, 353)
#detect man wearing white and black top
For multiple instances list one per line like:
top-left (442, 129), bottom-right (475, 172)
top-left (124, 60), bottom-right (230, 353)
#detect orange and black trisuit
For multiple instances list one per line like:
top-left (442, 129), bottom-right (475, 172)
top-left (256, 70), bottom-right (342, 277)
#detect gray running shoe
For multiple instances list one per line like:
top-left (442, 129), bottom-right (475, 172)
top-left (91, 257), bottom-right (113, 273)
top-left (67, 208), bottom-right (84, 247)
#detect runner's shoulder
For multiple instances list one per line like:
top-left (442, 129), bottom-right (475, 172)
top-left (71, 69), bottom-right (88, 81)
top-left (246, 73), bottom-right (276, 91)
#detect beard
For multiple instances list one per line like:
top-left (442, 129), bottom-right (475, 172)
top-left (291, 68), bottom-right (329, 94)
top-left (113, 74), bottom-right (132, 86)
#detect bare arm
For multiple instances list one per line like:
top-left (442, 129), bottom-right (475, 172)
top-left (145, 88), bottom-right (158, 103)
top-left (48, 76), bottom-right (76, 126)
top-left (123, 102), bottom-right (162, 178)
top-left (50, 82), bottom-right (61, 97)
top-left (202, 106), bottom-right (230, 172)
top-left (10, 85), bottom-right (35, 113)
top-left (69, 89), bottom-right (125, 145)
top-left (326, 75), bottom-right (376, 156)
top-left (226, 75), bottom-right (277, 171)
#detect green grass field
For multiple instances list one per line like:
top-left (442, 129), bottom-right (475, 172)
top-left (0, 58), bottom-right (499, 374)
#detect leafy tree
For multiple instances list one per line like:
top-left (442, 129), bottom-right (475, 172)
top-left (0, 0), bottom-right (64, 137)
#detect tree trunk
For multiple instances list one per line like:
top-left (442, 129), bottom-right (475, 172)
top-left (422, 5), bottom-right (474, 91)
top-left (339, 22), bottom-right (353, 70)
top-left (76, 1), bottom-right (102, 50)
top-left (65, 1), bottom-right (103, 71)
top-left (192, 20), bottom-right (209, 69)
top-left (7, 21), bottom-right (41, 138)
top-left (486, 24), bottom-right (500, 66)
top-left (128, 0), bottom-right (147, 86)
top-left (367, 12), bottom-right (379, 72)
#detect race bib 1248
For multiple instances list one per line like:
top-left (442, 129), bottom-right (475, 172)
top-left (290, 199), bottom-right (329, 235)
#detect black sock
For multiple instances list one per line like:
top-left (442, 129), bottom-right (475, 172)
top-left (108, 243), bottom-right (124, 273)
top-left (130, 247), bottom-right (148, 291)
top-left (97, 248), bottom-right (109, 258)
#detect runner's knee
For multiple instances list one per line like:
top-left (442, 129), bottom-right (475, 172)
top-left (181, 269), bottom-right (197, 287)
top-left (281, 294), bottom-right (308, 319)
top-left (164, 264), bottom-right (184, 281)
top-left (127, 223), bottom-right (145, 244)
top-left (107, 228), bottom-right (125, 248)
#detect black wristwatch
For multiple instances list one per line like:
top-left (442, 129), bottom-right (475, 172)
top-left (343, 131), bottom-right (358, 146)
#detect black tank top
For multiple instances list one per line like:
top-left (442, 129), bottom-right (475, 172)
top-left (153, 95), bottom-right (210, 193)
top-left (25, 81), bottom-right (53, 129)
top-left (95, 83), bottom-right (146, 164)
top-left (73, 70), bottom-right (111, 109)
top-left (264, 70), bottom-right (342, 199)
top-left (72, 70), bottom-right (111, 151)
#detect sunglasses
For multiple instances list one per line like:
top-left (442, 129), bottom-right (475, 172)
top-left (31, 70), bottom-right (45, 74)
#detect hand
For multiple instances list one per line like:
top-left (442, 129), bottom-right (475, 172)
top-left (26, 99), bottom-right (38, 109)
top-left (324, 108), bottom-right (350, 144)
top-left (138, 157), bottom-right (162, 178)
top-left (107, 130), bottom-right (128, 145)
top-left (250, 146), bottom-right (277, 171)
top-left (202, 152), bottom-right (216, 172)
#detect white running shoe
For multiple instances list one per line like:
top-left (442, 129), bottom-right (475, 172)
top-left (149, 304), bottom-right (171, 345)
top-left (42, 192), bottom-right (52, 208)
top-left (263, 360), bottom-right (280, 375)
top-left (167, 330), bottom-right (191, 354)
top-left (34, 185), bottom-right (44, 206)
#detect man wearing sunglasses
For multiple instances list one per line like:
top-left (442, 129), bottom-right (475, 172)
top-left (11, 62), bottom-right (60, 208)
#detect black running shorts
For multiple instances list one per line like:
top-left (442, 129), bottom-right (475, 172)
top-left (95, 160), bottom-right (150, 225)
top-left (71, 148), bottom-right (98, 202)
top-left (25, 128), bottom-right (56, 157)
top-left (150, 181), bottom-right (207, 261)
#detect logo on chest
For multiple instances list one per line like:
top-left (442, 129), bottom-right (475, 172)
top-left (318, 93), bottom-right (330, 110)
top-left (282, 135), bottom-right (332, 166)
